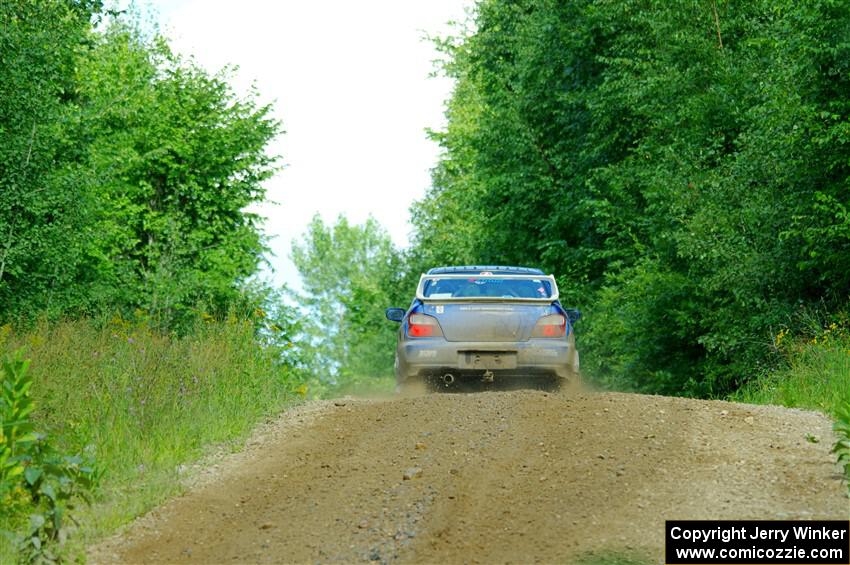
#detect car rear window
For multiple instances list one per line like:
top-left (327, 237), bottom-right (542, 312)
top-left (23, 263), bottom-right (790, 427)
top-left (421, 277), bottom-right (554, 299)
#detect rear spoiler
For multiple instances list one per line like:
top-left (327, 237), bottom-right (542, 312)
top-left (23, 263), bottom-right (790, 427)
top-left (415, 273), bottom-right (560, 303)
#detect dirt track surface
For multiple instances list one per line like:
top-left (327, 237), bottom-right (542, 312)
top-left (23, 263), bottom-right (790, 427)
top-left (91, 391), bottom-right (848, 564)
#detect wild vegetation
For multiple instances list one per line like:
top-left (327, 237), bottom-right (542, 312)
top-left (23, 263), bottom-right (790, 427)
top-left (1, 0), bottom-right (299, 560)
top-left (1, 350), bottom-right (101, 563)
top-left (737, 319), bottom-right (850, 415)
top-left (0, 315), bottom-right (300, 562)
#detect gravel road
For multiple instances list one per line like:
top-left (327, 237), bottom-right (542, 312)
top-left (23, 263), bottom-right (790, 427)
top-left (90, 390), bottom-right (849, 564)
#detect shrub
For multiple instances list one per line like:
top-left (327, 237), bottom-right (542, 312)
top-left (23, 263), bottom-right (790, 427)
top-left (1, 351), bottom-right (99, 564)
top-left (737, 318), bottom-right (850, 415)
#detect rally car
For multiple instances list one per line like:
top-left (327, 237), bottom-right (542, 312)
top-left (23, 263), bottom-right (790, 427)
top-left (385, 266), bottom-right (580, 391)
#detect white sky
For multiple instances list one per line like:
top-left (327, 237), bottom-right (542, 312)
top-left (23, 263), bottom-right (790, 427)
top-left (140, 0), bottom-right (473, 290)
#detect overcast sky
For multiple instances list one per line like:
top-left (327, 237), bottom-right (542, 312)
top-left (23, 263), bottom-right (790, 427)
top-left (140, 0), bottom-right (473, 289)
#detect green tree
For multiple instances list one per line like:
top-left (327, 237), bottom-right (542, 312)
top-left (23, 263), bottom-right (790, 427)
top-left (0, 6), bottom-right (282, 327)
top-left (414, 0), bottom-right (850, 395)
top-left (0, 0), bottom-right (102, 318)
top-left (76, 21), bottom-right (281, 327)
top-left (292, 215), bottom-right (407, 383)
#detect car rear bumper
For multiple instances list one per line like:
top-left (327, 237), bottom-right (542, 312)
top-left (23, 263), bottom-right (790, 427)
top-left (396, 339), bottom-right (574, 381)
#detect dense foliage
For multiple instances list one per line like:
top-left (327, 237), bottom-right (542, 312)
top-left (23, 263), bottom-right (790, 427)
top-left (411, 0), bottom-right (850, 396)
top-left (0, 0), bottom-right (98, 320)
top-left (0, 0), bottom-right (280, 328)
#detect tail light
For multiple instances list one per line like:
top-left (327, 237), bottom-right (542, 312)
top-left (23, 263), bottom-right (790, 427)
top-left (408, 313), bottom-right (443, 338)
top-left (532, 314), bottom-right (566, 338)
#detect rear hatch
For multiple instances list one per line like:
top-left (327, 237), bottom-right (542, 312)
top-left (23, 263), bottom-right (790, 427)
top-left (420, 302), bottom-right (551, 342)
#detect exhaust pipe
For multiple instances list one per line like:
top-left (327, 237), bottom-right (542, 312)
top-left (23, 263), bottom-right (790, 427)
top-left (441, 373), bottom-right (455, 386)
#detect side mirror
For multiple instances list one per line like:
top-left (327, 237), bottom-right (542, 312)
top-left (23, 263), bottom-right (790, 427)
top-left (385, 307), bottom-right (405, 322)
top-left (564, 308), bottom-right (581, 324)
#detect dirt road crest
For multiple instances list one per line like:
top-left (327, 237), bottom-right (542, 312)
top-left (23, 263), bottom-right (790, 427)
top-left (89, 391), bottom-right (848, 564)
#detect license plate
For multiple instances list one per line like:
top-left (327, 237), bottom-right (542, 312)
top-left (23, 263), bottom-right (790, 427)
top-left (458, 352), bottom-right (517, 370)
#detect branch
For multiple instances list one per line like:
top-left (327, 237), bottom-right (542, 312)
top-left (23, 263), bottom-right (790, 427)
top-left (24, 122), bottom-right (36, 169)
top-left (0, 122), bottom-right (37, 285)
top-left (711, 0), bottom-right (724, 49)
top-left (0, 221), bottom-right (14, 284)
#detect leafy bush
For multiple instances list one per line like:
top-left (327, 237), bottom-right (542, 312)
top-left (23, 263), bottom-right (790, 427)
top-left (737, 318), bottom-right (850, 415)
top-left (581, 260), bottom-right (707, 396)
top-left (1, 351), bottom-right (99, 564)
top-left (0, 354), bottom-right (33, 515)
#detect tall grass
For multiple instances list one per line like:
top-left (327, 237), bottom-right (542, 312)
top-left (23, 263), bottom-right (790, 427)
top-left (0, 315), bottom-right (301, 560)
top-left (737, 324), bottom-right (850, 416)
top-left (737, 326), bottom-right (850, 496)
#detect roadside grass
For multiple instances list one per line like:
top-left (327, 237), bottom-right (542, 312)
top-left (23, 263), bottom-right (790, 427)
top-left (0, 316), bottom-right (301, 561)
top-left (736, 326), bottom-right (850, 494)
top-left (736, 331), bottom-right (850, 416)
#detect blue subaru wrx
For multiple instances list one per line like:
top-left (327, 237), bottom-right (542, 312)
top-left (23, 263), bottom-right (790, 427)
top-left (385, 266), bottom-right (580, 392)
